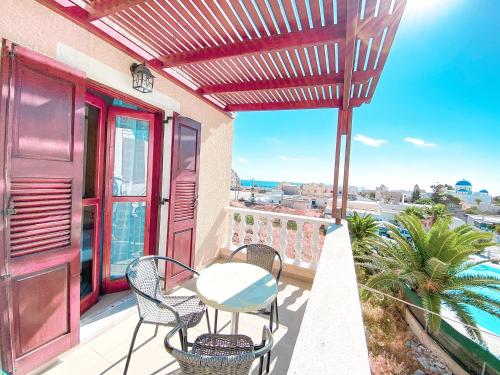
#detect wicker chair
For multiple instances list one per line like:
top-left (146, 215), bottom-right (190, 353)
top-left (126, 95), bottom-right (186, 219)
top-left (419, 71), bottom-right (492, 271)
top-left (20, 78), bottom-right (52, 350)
top-left (165, 324), bottom-right (273, 375)
top-left (124, 256), bottom-right (211, 375)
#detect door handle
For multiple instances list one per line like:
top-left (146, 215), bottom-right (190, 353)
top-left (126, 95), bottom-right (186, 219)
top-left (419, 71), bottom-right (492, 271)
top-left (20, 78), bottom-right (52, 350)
top-left (160, 198), bottom-right (169, 205)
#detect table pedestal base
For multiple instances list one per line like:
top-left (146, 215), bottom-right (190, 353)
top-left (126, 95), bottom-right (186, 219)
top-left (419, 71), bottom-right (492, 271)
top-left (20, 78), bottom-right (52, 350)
top-left (231, 312), bottom-right (239, 334)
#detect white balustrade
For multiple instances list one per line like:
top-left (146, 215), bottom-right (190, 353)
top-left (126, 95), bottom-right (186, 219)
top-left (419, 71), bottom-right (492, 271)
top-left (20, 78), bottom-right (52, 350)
top-left (266, 218), bottom-right (273, 247)
top-left (226, 207), bottom-right (335, 270)
top-left (238, 214), bottom-right (245, 246)
top-left (252, 216), bottom-right (258, 243)
top-left (280, 220), bottom-right (288, 260)
top-left (311, 223), bottom-right (320, 269)
top-left (294, 221), bottom-right (304, 266)
top-left (227, 212), bottom-right (234, 248)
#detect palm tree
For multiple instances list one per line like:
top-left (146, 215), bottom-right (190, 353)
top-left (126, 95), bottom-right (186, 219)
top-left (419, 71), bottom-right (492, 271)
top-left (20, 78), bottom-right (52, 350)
top-left (403, 206), bottom-right (426, 220)
top-left (358, 214), bottom-right (499, 343)
top-left (426, 203), bottom-right (450, 225)
top-left (347, 212), bottom-right (380, 256)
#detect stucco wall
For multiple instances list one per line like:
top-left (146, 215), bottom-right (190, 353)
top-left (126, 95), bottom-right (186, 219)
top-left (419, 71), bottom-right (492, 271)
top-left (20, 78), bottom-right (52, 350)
top-left (0, 0), bottom-right (233, 268)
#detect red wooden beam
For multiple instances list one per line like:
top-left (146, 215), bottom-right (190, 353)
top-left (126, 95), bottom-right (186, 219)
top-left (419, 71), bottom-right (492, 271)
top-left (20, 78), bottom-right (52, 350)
top-left (160, 24), bottom-right (346, 67)
top-left (332, 109), bottom-right (346, 224)
top-left (342, 0), bottom-right (359, 109)
top-left (34, 0), bottom-right (232, 117)
top-left (199, 74), bottom-right (343, 94)
top-left (199, 69), bottom-right (378, 95)
top-left (341, 108), bottom-right (353, 218)
top-left (366, 0), bottom-right (407, 103)
top-left (87, 0), bottom-right (146, 20)
top-left (225, 100), bottom-right (341, 112)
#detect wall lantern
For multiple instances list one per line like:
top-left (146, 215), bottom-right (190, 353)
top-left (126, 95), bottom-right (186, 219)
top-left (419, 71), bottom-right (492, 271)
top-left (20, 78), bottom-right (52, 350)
top-left (130, 62), bottom-right (155, 93)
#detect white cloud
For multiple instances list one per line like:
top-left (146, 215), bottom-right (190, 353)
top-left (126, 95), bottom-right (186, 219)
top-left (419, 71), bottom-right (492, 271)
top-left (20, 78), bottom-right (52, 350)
top-left (353, 134), bottom-right (388, 147)
top-left (236, 157), bottom-right (248, 163)
top-left (404, 137), bottom-right (436, 147)
top-left (277, 155), bottom-right (320, 162)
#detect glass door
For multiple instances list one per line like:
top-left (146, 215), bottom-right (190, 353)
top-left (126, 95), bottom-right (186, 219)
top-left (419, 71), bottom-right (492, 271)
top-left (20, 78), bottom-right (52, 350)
top-left (81, 93), bottom-right (106, 314)
top-left (102, 107), bottom-right (155, 292)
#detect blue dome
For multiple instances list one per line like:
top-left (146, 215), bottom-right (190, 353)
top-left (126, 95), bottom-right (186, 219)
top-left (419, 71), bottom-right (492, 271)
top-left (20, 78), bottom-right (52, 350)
top-left (457, 188), bottom-right (469, 193)
top-left (479, 189), bottom-right (488, 193)
top-left (455, 179), bottom-right (472, 187)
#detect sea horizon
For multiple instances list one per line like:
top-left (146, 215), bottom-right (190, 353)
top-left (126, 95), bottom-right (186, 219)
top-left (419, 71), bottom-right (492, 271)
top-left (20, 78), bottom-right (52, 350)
top-left (240, 179), bottom-right (304, 189)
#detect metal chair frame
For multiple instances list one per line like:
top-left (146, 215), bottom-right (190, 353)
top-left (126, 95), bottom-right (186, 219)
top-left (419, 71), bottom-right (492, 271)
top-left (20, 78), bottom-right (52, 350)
top-left (165, 324), bottom-right (274, 375)
top-left (124, 255), bottom-right (211, 374)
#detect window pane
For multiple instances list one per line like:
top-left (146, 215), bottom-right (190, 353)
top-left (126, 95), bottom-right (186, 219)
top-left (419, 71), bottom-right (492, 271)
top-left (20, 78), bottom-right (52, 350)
top-left (110, 202), bottom-right (146, 280)
top-left (113, 116), bottom-right (149, 196)
top-left (81, 206), bottom-right (95, 299)
top-left (83, 104), bottom-right (99, 198)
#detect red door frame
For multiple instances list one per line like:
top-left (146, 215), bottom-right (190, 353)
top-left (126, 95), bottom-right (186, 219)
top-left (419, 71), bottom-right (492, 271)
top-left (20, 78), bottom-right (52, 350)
top-left (80, 92), bottom-right (106, 314)
top-left (101, 107), bottom-right (156, 293)
top-left (84, 81), bottom-right (164, 295)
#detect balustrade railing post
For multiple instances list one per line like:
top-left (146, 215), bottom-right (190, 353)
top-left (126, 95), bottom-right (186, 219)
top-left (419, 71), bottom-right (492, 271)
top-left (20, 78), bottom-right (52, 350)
top-left (294, 221), bottom-right (304, 266)
top-left (227, 211), bottom-right (234, 248)
top-left (311, 223), bottom-right (320, 269)
top-left (252, 215), bottom-right (259, 243)
top-left (280, 220), bottom-right (288, 261)
top-left (266, 217), bottom-right (273, 247)
top-left (238, 213), bottom-right (246, 246)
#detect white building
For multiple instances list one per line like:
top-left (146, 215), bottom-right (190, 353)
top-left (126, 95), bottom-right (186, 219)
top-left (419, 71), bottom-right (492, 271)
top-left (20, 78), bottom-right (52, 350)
top-left (301, 183), bottom-right (331, 196)
top-left (282, 195), bottom-right (312, 210)
top-left (282, 183), bottom-right (301, 195)
top-left (452, 179), bottom-right (492, 207)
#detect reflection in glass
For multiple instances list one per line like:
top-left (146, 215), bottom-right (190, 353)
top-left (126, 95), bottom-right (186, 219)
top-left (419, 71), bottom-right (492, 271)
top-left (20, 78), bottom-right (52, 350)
top-left (110, 202), bottom-right (146, 280)
top-left (83, 104), bottom-right (99, 198)
top-left (81, 206), bottom-right (95, 299)
top-left (113, 116), bottom-right (149, 196)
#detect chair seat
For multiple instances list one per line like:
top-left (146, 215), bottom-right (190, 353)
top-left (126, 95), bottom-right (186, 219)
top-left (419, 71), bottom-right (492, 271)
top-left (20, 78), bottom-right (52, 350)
top-left (192, 334), bottom-right (254, 357)
top-left (142, 294), bottom-right (206, 328)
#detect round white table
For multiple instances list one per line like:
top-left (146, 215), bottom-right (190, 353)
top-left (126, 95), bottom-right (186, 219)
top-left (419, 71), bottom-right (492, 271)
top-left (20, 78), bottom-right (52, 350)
top-left (196, 263), bottom-right (278, 334)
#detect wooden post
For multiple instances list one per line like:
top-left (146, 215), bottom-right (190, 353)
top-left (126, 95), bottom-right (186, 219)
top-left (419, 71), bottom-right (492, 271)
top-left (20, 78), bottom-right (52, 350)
top-left (341, 109), bottom-right (353, 218)
top-left (332, 109), bottom-right (344, 224)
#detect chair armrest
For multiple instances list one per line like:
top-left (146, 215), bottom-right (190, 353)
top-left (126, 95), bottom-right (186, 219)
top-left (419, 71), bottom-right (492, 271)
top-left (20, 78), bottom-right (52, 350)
top-left (164, 324), bottom-right (183, 354)
top-left (145, 255), bottom-right (200, 276)
top-left (254, 326), bottom-right (274, 358)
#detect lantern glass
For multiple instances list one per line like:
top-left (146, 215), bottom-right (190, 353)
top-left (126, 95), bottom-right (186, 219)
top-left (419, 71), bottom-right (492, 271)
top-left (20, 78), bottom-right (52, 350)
top-left (131, 63), bottom-right (154, 93)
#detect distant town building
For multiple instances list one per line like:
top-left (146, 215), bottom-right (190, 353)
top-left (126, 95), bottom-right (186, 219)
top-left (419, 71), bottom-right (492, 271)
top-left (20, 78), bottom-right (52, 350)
top-left (231, 169), bottom-right (241, 189)
top-left (282, 196), bottom-right (311, 210)
top-left (301, 183), bottom-right (331, 196)
top-left (282, 183), bottom-right (301, 195)
top-left (451, 179), bottom-right (492, 207)
top-left (375, 184), bottom-right (405, 204)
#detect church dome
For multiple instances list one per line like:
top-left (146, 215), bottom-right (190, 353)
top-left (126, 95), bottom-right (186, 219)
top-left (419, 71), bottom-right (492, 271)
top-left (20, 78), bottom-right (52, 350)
top-left (455, 179), bottom-right (472, 187)
top-left (479, 189), bottom-right (488, 194)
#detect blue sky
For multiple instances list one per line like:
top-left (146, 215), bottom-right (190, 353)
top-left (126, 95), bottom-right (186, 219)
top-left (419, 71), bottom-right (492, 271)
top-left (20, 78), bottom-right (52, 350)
top-left (232, 0), bottom-right (500, 196)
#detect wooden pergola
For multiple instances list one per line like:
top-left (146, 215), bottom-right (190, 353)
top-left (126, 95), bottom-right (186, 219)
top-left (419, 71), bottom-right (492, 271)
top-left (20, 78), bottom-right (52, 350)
top-left (39, 0), bottom-right (407, 222)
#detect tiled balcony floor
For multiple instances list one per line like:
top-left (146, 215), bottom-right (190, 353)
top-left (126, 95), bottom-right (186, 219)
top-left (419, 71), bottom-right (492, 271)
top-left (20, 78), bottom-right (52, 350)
top-left (37, 275), bottom-right (311, 375)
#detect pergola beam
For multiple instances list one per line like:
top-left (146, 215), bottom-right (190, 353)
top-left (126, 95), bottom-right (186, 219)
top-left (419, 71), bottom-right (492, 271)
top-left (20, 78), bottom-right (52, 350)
top-left (87, 0), bottom-right (146, 20)
top-left (342, 0), bottom-right (360, 110)
top-left (225, 100), bottom-right (341, 112)
top-left (198, 70), bottom-right (378, 95)
top-left (199, 74), bottom-right (343, 95)
top-left (160, 24), bottom-right (346, 68)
